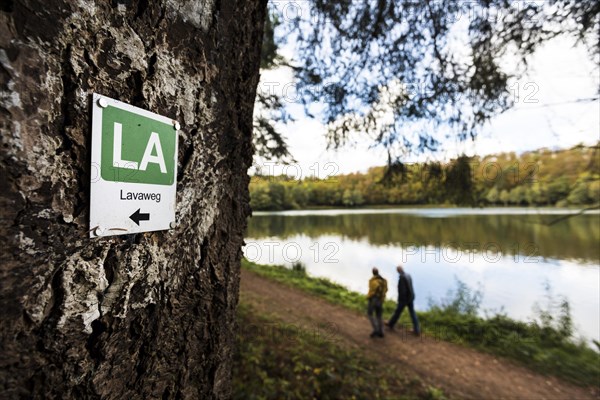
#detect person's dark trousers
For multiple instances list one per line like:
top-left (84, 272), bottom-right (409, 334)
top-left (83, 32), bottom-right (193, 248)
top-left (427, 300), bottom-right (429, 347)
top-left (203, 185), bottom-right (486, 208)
top-left (367, 297), bottom-right (384, 336)
top-left (388, 300), bottom-right (420, 334)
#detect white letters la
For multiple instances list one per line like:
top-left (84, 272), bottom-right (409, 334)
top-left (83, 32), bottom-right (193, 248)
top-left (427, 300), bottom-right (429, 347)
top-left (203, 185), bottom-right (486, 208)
top-left (112, 122), bottom-right (139, 169)
top-left (139, 132), bottom-right (167, 174)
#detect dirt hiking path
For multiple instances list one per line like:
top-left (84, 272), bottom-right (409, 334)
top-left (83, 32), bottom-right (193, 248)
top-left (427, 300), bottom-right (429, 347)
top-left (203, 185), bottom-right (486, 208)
top-left (240, 270), bottom-right (599, 400)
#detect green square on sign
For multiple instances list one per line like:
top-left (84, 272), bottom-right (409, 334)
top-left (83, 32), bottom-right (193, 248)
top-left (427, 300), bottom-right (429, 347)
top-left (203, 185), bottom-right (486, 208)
top-left (100, 105), bottom-right (176, 185)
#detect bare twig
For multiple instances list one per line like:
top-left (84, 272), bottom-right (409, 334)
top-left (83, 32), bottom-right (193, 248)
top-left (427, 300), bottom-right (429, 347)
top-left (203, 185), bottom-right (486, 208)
top-left (542, 204), bottom-right (600, 226)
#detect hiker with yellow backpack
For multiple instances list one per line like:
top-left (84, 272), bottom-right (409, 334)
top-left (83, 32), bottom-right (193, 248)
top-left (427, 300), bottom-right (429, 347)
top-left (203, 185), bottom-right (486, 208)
top-left (367, 267), bottom-right (388, 338)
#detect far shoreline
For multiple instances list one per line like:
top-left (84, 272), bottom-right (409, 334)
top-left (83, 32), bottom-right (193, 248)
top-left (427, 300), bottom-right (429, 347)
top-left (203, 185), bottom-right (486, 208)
top-left (251, 204), bottom-right (600, 215)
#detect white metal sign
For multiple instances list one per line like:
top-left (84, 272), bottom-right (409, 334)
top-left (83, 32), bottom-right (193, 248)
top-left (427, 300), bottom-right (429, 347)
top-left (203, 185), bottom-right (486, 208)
top-left (89, 93), bottom-right (179, 238)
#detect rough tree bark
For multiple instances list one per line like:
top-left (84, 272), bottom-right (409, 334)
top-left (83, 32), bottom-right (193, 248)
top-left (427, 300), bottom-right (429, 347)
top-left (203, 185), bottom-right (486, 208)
top-left (0, 0), bottom-right (266, 398)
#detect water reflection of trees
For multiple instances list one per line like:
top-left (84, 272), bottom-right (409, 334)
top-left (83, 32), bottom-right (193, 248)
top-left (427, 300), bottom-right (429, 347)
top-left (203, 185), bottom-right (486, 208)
top-left (247, 214), bottom-right (600, 263)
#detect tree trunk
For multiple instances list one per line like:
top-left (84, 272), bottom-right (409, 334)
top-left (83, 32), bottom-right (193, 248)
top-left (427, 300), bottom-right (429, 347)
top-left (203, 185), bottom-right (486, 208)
top-left (0, 0), bottom-right (265, 398)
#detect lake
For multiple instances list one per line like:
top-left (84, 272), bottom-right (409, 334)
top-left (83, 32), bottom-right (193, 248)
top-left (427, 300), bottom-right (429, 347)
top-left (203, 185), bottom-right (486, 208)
top-left (243, 207), bottom-right (600, 343)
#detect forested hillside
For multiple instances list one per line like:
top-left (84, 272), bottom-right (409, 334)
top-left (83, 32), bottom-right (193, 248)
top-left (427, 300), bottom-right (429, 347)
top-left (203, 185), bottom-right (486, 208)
top-left (250, 144), bottom-right (600, 210)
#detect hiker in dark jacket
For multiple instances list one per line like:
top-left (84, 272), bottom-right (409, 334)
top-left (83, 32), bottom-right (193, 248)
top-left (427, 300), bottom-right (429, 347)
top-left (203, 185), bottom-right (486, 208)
top-left (367, 267), bottom-right (387, 338)
top-left (386, 265), bottom-right (420, 335)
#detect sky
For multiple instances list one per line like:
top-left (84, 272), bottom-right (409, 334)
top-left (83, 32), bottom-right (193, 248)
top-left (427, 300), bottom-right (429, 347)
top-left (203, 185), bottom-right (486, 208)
top-left (254, 6), bottom-right (600, 177)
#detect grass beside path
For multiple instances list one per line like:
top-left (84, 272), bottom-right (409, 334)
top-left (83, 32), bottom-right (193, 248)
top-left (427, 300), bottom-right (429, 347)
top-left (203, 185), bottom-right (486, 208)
top-left (242, 259), bottom-right (600, 388)
top-left (233, 302), bottom-right (447, 400)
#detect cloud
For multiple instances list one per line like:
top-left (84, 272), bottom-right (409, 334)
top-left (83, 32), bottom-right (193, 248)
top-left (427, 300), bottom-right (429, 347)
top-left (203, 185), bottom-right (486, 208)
top-left (255, 34), bottom-right (599, 175)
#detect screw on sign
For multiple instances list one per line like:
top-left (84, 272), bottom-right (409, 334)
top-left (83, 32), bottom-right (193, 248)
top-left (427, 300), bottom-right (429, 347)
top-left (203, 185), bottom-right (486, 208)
top-left (89, 93), bottom-right (179, 237)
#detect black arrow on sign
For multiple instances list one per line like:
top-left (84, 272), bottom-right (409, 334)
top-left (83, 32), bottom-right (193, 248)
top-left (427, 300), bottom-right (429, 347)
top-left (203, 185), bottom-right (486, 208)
top-left (130, 209), bottom-right (150, 225)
